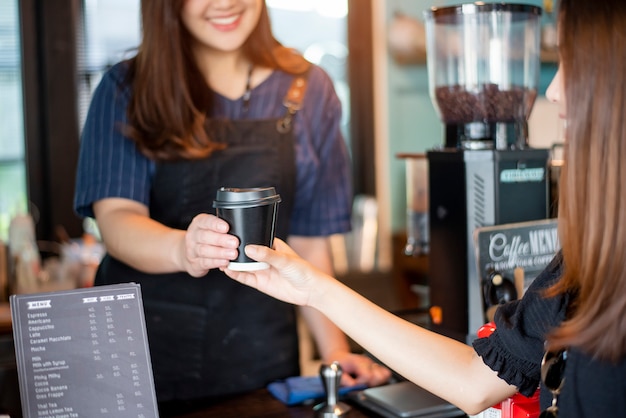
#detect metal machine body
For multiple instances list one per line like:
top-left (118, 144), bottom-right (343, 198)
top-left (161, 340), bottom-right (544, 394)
top-left (427, 148), bottom-right (549, 341)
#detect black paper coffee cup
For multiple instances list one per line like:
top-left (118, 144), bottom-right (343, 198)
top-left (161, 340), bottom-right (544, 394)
top-left (213, 187), bottom-right (281, 271)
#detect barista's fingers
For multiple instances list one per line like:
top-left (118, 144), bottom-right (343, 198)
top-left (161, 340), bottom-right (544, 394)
top-left (182, 241), bottom-right (236, 277)
top-left (191, 229), bottom-right (239, 255)
top-left (188, 214), bottom-right (233, 244)
top-left (194, 243), bottom-right (238, 261)
top-left (200, 213), bottom-right (230, 234)
top-left (335, 354), bottom-right (392, 387)
top-left (187, 215), bottom-right (238, 253)
top-left (366, 362), bottom-right (392, 386)
top-left (182, 218), bottom-right (238, 277)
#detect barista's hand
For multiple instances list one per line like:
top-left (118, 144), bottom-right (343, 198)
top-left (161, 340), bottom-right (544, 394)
top-left (224, 238), bottom-right (323, 306)
top-left (329, 350), bottom-right (392, 387)
top-left (184, 214), bottom-right (239, 277)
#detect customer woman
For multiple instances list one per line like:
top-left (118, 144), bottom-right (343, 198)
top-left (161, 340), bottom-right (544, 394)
top-left (74, 0), bottom-right (390, 411)
top-left (225, 0), bottom-right (626, 415)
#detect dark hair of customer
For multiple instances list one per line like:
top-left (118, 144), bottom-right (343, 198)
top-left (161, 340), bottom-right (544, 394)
top-left (546, 0), bottom-right (626, 363)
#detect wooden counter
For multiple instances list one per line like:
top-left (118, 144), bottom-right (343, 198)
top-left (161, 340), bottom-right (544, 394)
top-left (0, 303), bottom-right (11, 336)
top-left (167, 388), bottom-right (467, 418)
top-left (158, 389), bottom-right (381, 418)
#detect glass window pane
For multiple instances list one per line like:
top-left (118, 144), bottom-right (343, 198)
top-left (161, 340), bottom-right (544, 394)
top-left (78, 0), bottom-right (141, 129)
top-left (267, 1), bottom-right (350, 145)
top-left (0, 0), bottom-right (27, 241)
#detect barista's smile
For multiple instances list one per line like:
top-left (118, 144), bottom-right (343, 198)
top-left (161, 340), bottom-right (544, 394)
top-left (209, 13), bottom-right (242, 31)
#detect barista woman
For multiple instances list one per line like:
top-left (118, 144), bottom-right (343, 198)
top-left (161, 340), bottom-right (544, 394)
top-left (74, 0), bottom-right (390, 410)
top-left (225, 0), bottom-right (626, 416)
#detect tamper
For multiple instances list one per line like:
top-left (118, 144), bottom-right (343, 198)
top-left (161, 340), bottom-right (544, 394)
top-left (313, 361), bottom-right (351, 417)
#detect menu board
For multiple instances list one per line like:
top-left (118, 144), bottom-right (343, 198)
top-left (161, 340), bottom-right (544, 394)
top-left (10, 283), bottom-right (159, 418)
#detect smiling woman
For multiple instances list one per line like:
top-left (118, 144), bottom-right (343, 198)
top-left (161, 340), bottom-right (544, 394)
top-left (77, 0), bottom-right (355, 180)
top-left (72, 0), bottom-right (386, 411)
top-left (77, 0), bottom-right (373, 256)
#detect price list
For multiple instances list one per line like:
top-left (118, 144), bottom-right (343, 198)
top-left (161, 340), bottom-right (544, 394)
top-left (10, 283), bottom-right (159, 418)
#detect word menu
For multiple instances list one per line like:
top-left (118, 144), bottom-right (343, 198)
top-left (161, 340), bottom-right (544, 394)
top-left (10, 283), bottom-right (159, 418)
top-left (473, 218), bottom-right (559, 290)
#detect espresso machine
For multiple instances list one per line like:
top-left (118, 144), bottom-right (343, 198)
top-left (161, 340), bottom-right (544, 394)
top-left (423, 3), bottom-right (549, 341)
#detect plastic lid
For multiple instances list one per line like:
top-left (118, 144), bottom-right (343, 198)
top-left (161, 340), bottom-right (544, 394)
top-left (213, 187), bottom-right (282, 209)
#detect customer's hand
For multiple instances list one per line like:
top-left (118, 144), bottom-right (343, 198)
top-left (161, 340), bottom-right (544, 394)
top-left (184, 213), bottom-right (239, 277)
top-left (223, 238), bottom-right (324, 306)
top-left (224, 240), bottom-right (392, 387)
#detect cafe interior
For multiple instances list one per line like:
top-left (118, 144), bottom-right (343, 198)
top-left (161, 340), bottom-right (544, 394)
top-left (0, 0), bottom-right (563, 417)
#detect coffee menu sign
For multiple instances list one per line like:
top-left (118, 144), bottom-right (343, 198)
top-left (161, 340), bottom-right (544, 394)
top-left (473, 218), bottom-right (560, 293)
top-left (10, 283), bottom-right (159, 418)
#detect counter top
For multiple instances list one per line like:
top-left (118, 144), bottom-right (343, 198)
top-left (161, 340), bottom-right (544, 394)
top-left (169, 388), bottom-right (469, 418)
top-left (166, 389), bottom-right (380, 418)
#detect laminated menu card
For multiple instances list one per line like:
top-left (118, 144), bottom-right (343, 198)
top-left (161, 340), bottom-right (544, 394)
top-left (10, 283), bottom-right (159, 418)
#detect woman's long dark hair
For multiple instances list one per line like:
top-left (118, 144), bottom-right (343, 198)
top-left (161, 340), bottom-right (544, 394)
top-left (547, 0), bottom-right (626, 362)
top-left (126, 0), bottom-right (309, 160)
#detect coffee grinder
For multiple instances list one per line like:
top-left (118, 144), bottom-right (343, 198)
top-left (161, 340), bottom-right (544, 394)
top-left (423, 3), bottom-right (549, 341)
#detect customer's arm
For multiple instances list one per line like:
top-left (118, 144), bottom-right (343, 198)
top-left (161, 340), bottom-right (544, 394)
top-left (288, 235), bottom-right (391, 386)
top-left (226, 239), bottom-right (518, 415)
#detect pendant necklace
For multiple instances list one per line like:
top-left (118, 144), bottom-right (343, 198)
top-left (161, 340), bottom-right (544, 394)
top-left (242, 64), bottom-right (253, 114)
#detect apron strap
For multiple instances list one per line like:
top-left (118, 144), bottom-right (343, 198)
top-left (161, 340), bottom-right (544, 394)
top-left (277, 72), bottom-right (309, 133)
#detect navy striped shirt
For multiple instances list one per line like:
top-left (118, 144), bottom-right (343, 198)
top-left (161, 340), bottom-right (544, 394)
top-left (74, 61), bottom-right (353, 236)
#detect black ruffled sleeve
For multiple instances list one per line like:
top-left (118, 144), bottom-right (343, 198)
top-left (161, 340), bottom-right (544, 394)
top-left (472, 254), bottom-right (569, 397)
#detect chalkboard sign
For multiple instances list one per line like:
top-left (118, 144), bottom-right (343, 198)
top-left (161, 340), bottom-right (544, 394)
top-left (473, 219), bottom-right (560, 312)
top-left (10, 283), bottom-right (159, 418)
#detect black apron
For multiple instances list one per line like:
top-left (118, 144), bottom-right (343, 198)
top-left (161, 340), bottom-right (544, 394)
top-left (94, 114), bottom-right (300, 403)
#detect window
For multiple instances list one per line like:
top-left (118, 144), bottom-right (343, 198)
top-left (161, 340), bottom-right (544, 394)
top-left (0, 0), bottom-right (27, 241)
top-left (267, 1), bottom-right (350, 145)
top-left (78, 0), bottom-right (141, 128)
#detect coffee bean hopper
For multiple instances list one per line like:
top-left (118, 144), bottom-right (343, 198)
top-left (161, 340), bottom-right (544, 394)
top-left (422, 3), bottom-right (551, 341)
top-left (427, 2), bottom-right (541, 149)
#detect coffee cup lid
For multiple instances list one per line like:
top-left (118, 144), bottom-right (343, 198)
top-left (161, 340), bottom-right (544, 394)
top-left (213, 187), bottom-right (282, 209)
